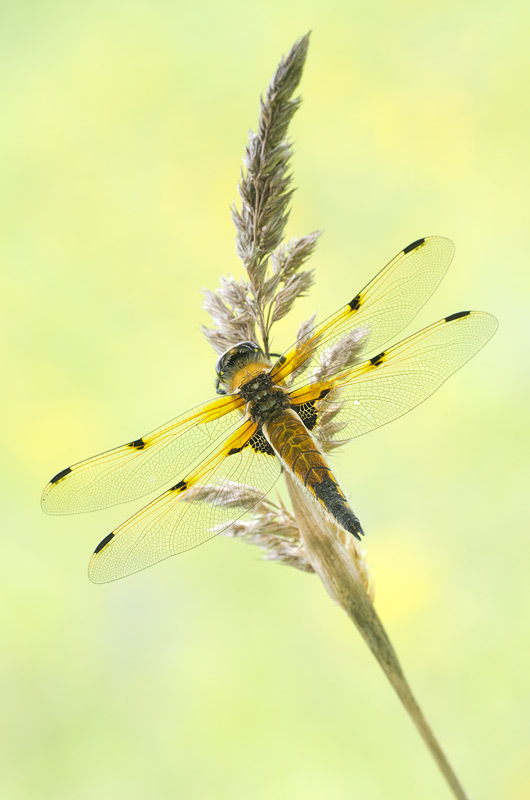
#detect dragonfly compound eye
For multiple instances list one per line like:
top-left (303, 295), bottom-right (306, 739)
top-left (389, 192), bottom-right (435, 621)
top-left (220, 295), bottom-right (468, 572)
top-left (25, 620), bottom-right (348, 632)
top-left (215, 341), bottom-right (263, 377)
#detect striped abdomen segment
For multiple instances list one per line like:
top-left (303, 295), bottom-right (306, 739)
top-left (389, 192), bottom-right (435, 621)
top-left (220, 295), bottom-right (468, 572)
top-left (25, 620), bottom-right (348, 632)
top-left (263, 410), bottom-right (364, 541)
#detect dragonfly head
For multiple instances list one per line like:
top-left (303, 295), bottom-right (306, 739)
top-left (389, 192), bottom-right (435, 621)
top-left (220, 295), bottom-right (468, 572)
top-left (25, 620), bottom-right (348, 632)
top-left (215, 341), bottom-right (265, 395)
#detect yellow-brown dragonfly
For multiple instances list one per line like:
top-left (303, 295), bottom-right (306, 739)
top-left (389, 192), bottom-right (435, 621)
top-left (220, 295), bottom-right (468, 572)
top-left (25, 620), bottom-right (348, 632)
top-left (42, 237), bottom-right (497, 582)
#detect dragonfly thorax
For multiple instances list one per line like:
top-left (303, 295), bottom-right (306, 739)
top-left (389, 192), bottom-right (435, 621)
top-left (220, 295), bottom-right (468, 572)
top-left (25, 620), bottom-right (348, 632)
top-left (239, 371), bottom-right (290, 425)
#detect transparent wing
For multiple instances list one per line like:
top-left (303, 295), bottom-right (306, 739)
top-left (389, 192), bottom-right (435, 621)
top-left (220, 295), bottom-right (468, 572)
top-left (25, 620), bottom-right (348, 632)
top-left (41, 394), bottom-right (245, 515)
top-left (289, 311), bottom-right (498, 441)
top-left (271, 236), bottom-right (455, 384)
top-left (88, 420), bottom-right (282, 583)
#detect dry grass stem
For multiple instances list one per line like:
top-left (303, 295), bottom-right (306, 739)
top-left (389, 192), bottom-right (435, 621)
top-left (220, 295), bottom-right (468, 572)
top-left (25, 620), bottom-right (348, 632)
top-left (202, 32), bottom-right (470, 800)
top-left (284, 473), bottom-right (470, 800)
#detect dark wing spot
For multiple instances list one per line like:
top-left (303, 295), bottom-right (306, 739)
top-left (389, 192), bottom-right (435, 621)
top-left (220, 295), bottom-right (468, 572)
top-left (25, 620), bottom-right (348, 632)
top-left (248, 431), bottom-right (274, 456)
top-left (293, 400), bottom-right (318, 431)
top-left (228, 428), bottom-right (275, 457)
top-left (50, 467), bottom-right (72, 484)
top-left (170, 480), bottom-right (187, 492)
top-left (94, 532), bottom-right (115, 554)
top-left (128, 438), bottom-right (145, 450)
top-left (445, 310), bottom-right (471, 322)
top-left (244, 430), bottom-right (275, 456)
top-left (348, 292), bottom-right (362, 311)
top-left (403, 238), bottom-right (425, 254)
top-left (292, 390), bottom-right (331, 431)
top-left (369, 351), bottom-right (386, 367)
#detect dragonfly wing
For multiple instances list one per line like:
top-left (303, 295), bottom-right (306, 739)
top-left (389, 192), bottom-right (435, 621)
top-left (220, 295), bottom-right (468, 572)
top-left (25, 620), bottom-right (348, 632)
top-left (271, 236), bottom-right (455, 384)
top-left (88, 419), bottom-right (282, 583)
top-left (289, 311), bottom-right (498, 441)
top-left (41, 394), bottom-right (245, 515)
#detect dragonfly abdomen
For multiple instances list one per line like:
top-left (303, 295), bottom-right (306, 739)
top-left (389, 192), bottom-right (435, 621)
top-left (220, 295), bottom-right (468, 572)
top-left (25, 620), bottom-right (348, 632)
top-left (264, 410), bottom-right (364, 541)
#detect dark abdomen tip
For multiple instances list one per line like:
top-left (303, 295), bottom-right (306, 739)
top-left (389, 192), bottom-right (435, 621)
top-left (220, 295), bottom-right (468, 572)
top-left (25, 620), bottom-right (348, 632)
top-left (313, 474), bottom-right (364, 541)
top-left (339, 507), bottom-right (364, 541)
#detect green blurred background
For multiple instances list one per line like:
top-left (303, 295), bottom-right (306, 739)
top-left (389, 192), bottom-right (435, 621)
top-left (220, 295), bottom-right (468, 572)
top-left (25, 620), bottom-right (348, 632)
top-left (1, 1), bottom-right (528, 798)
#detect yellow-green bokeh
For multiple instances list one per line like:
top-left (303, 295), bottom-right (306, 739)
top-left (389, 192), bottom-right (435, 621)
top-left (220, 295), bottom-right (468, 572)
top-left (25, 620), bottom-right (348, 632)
top-left (1, 2), bottom-right (528, 798)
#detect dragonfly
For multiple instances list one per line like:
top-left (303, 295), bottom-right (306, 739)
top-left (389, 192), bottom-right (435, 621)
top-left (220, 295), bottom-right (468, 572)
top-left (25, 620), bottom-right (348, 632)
top-left (42, 237), bottom-right (497, 583)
